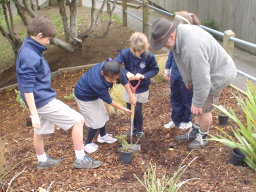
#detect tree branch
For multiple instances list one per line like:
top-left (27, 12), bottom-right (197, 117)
top-left (7, 1), bottom-right (14, 33)
top-left (51, 37), bottom-right (78, 52)
top-left (13, 0), bottom-right (29, 26)
top-left (69, 0), bottom-right (77, 37)
top-left (22, 0), bottom-right (37, 18)
top-left (57, 0), bottom-right (71, 42)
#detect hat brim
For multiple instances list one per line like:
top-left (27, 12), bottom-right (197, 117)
top-left (149, 30), bottom-right (172, 50)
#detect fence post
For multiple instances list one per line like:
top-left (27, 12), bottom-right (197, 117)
top-left (122, 0), bottom-right (127, 26)
top-left (143, 0), bottom-right (149, 35)
top-left (223, 30), bottom-right (235, 58)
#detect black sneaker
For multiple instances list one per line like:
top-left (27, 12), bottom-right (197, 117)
top-left (73, 155), bottom-right (103, 169)
top-left (126, 129), bottom-right (137, 136)
top-left (175, 125), bottom-right (199, 142)
top-left (136, 131), bottom-right (144, 138)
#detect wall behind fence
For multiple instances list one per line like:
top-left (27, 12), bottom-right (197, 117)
top-left (149, 0), bottom-right (256, 54)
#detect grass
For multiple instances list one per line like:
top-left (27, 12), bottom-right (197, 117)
top-left (106, 83), bottom-right (125, 116)
top-left (151, 54), bottom-right (167, 83)
top-left (102, 13), bottom-right (122, 24)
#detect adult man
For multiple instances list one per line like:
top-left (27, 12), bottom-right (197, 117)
top-left (150, 18), bottom-right (237, 148)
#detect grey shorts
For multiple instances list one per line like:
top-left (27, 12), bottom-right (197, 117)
top-left (202, 91), bottom-right (221, 113)
top-left (123, 89), bottom-right (149, 103)
top-left (35, 99), bottom-right (84, 135)
top-left (75, 97), bottom-right (109, 129)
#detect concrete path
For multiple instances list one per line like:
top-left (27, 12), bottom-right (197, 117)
top-left (83, 0), bottom-right (256, 90)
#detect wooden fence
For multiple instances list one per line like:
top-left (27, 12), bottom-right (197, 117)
top-left (148, 0), bottom-right (256, 53)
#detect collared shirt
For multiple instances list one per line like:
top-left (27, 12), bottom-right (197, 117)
top-left (115, 48), bottom-right (159, 94)
top-left (16, 37), bottom-right (56, 108)
top-left (74, 62), bottom-right (128, 104)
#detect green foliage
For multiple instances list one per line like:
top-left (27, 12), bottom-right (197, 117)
top-left (210, 81), bottom-right (256, 171)
top-left (53, 16), bottom-right (64, 37)
top-left (202, 20), bottom-right (218, 30)
top-left (116, 135), bottom-right (133, 152)
top-left (64, 89), bottom-right (75, 100)
top-left (102, 13), bottom-right (122, 24)
top-left (134, 157), bottom-right (198, 192)
top-left (15, 89), bottom-right (26, 111)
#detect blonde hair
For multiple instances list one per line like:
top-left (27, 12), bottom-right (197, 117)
top-left (175, 11), bottom-right (201, 25)
top-left (130, 32), bottom-right (149, 53)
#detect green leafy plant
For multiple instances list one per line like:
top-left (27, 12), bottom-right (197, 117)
top-left (152, 55), bottom-right (167, 83)
top-left (116, 135), bottom-right (133, 152)
top-left (15, 89), bottom-right (26, 111)
top-left (202, 20), bottom-right (218, 30)
top-left (210, 81), bottom-right (256, 171)
top-left (64, 89), bottom-right (75, 100)
top-left (134, 157), bottom-right (198, 192)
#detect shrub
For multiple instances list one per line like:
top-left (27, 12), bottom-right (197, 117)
top-left (210, 81), bottom-right (256, 171)
top-left (151, 54), bottom-right (167, 83)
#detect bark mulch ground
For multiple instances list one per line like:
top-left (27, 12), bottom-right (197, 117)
top-left (0, 69), bottom-right (255, 191)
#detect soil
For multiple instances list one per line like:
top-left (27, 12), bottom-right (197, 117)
top-left (0, 69), bottom-right (256, 191)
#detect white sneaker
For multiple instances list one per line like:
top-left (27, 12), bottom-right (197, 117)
top-left (163, 121), bottom-right (176, 129)
top-left (179, 122), bottom-right (192, 130)
top-left (97, 134), bottom-right (117, 144)
top-left (84, 143), bottom-right (98, 153)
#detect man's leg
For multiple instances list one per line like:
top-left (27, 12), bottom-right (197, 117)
top-left (198, 112), bottom-right (212, 133)
top-left (33, 134), bottom-right (45, 155)
top-left (72, 118), bottom-right (85, 150)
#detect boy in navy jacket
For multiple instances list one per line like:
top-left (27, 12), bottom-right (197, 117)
top-left (16, 16), bottom-right (102, 169)
top-left (115, 32), bottom-right (159, 137)
top-left (75, 60), bottom-right (137, 153)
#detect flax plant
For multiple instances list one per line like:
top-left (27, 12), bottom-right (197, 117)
top-left (134, 156), bottom-right (198, 192)
top-left (210, 81), bottom-right (256, 171)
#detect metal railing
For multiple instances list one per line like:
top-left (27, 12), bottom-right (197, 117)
top-left (98, 0), bottom-right (256, 82)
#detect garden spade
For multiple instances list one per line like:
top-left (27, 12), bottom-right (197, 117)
top-left (129, 80), bottom-right (141, 151)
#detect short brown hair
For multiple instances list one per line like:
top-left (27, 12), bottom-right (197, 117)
top-left (27, 16), bottom-right (56, 38)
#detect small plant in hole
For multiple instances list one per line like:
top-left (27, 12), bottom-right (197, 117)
top-left (64, 89), bottom-right (75, 100)
top-left (116, 135), bottom-right (133, 152)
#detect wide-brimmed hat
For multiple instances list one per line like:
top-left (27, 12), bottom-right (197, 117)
top-left (150, 18), bottom-right (179, 50)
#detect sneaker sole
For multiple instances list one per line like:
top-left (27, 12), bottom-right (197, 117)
top-left (73, 162), bottom-right (103, 169)
top-left (97, 140), bottom-right (117, 144)
top-left (37, 163), bottom-right (60, 170)
top-left (188, 141), bottom-right (208, 149)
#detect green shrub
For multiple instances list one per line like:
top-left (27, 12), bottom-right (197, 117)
top-left (202, 20), bottom-right (218, 30)
top-left (15, 89), bottom-right (26, 111)
top-left (210, 81), bottom-right (256, 171)
top-left (152, 55), bottom-right (167, 83)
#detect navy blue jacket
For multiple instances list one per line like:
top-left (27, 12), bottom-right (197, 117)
top-left (16, 37), bottom-right (56, 108)
top-left (115, 48), bottom-right (159, 94)
top-left (74, 61), bottom-right (128, 104)
top-left (165, 51), bottom-right (183, 81)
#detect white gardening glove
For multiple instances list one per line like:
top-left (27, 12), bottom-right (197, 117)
top-left (30, 114), bottom-right (41, 129)
top-left (134, 73), bottom-right (145, 80)
top-left (126, 72), bottom-right (135, 81)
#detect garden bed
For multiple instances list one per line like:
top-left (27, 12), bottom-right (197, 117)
top-left (0, 68), bottom-right (255, 191)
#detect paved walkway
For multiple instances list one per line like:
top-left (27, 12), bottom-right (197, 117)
top-left (83, 0), bottom-right (256, 90)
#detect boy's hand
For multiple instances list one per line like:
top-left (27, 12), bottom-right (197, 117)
top-left (185, 82), bottom-right (193, 90)
top-left (164, 74), bottom-right (171, 81)
top-left (123, 108), bottom-right (132, 116)
top-left (126, 72), bottom-right (135, 81)
top-left (135, 73), bottom-right (145, 80)
top-left (129, 94), bottom-right (137, 105)
top-left (30, 114), bottom-right (41, 129)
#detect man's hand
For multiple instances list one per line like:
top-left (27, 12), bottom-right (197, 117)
top-left (30, 114), bottom-right (41, 129)
top-left (126, 72), bottom-right (135, 81)
top-left (191, 104), bottom-right (203, 116)
top-left (123, 108), bottom-right (132, 116)
top-left (164, 74), bottom-right (171, 81)
top-left (134, 73), bottom-right (145, 80)
top-left (185, 82), bottom-right (193, 90)
top-left (129, 94), bottom-right (137, 105)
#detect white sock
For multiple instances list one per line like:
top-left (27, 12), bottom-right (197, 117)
top-left (199, 129), bottom-right (208, 135)
top-left (75, 149), bottom-right (85, 160)
top-left (37, 152), bottom-right (47, 162)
